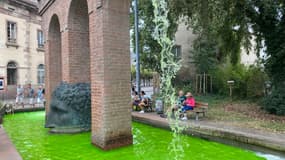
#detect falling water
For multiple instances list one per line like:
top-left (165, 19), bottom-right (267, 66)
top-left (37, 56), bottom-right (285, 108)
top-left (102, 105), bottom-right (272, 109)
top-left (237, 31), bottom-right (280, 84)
top-left (152, 1), bottom-right (187, 159)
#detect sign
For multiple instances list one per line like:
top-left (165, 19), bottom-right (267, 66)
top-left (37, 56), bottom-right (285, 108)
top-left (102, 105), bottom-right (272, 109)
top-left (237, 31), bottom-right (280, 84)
top-left (0, 77), bottom-right (4, 91)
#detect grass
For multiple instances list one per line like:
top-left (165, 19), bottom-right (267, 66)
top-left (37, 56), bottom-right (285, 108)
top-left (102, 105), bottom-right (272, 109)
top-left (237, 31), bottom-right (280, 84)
top-left (195, 94), bottom-right (285, 133)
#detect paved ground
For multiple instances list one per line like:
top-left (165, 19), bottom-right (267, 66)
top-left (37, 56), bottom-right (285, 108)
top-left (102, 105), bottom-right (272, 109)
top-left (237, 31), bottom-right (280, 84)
top-left (132, 112), bottom-right (285, 153)
top-left (0, 125), bottom-right (22, 160)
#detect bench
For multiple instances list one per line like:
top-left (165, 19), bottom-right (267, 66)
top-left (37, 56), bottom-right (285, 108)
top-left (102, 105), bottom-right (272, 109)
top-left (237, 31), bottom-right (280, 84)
top-left (186, 101), bottom-right (208, 121)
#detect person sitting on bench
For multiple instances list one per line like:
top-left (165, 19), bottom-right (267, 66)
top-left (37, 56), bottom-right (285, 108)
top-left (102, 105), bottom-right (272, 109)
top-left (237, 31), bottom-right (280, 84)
top-left (139, 91), bottom-right (150, 113)
top-left (181, 92), bottom-right (195, 120)
top-left (170, 90), bottom-right (186, 118)
top-left (132, 91), bottom-right (140, 111)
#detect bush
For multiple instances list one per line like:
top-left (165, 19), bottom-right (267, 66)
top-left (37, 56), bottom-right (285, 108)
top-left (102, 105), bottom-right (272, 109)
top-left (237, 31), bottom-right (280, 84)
top-left (263, 86), bottom-right (285, 115)
top-left (131, 65), bottom-right (153, 80)
top-left (211, 63), bottom-right (247, 97)
top-left (175, 84), bottom-right (193, 94)
top-left (246, 66), bottom-right (267, 99)
top-left (210, 63), bottom-right (267, 99)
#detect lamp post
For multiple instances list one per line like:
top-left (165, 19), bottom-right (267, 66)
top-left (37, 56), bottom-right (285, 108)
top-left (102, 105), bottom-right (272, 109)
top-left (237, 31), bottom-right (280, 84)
top-left (134, 0), bottom-right (141, 96)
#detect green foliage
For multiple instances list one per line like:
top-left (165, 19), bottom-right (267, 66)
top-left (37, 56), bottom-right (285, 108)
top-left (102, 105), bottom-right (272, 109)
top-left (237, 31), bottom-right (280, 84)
top-left (211, 63), bottom-right (267, 99)
top-left (246, 66), bottom-right (267, 99)
top-left (263, 86), bottom-right (285, 116)
top-left (175, 84), bottom-right (193, 95)
top-left (131, 65), bottom-right (153, 79)
top-left (130, 0), bottom-right (179, 73)
top-left (169, 0), bottom-right (284, 115)
top-left (132, 0), bottom-right (285, 115)
top-left (246, 1), bottom-right (285, 86)
top-left (170, 0), bottom-right (250, 67)
top-left (191, 33), bottom-right (219, 73)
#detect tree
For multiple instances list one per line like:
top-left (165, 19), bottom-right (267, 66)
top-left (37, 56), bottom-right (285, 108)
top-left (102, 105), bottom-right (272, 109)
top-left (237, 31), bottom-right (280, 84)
top-left (130, 0), bottom-right (179, 74)
top-left (131, 0), bottom-right (285, 114)
top-left (172, 0), bottom-right (285, 114)
top-left (246, 0), bottom-right (285, 86)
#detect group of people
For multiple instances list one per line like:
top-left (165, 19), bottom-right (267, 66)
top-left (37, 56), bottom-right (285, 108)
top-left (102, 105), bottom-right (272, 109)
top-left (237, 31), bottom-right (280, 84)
top-left (131, 90), bottom-right (151, 114)
top-left (16, 84), bottom-right (45, 108)
top-left (174, 90), bottom-right (196, 120)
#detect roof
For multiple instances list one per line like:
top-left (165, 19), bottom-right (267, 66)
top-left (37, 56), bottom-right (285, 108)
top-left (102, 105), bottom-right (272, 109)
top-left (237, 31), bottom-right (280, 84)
top-left (8, 0), bottom-right (38, 12)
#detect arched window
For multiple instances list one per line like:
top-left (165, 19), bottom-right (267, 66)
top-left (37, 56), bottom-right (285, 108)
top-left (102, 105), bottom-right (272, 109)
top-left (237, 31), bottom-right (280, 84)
top-left (37, 64), bottom-right (45, 84)
top-left (7, 62), bottom-right (17, 85)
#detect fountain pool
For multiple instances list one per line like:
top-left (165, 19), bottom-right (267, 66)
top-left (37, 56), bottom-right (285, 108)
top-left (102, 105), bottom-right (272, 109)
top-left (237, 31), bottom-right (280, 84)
top-left (2, 111), bottom-right (276, 160)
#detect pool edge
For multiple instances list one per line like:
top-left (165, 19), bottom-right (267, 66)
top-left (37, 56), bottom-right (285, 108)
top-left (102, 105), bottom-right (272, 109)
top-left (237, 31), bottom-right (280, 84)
top-left (131, 112), bottom-right (285, 154)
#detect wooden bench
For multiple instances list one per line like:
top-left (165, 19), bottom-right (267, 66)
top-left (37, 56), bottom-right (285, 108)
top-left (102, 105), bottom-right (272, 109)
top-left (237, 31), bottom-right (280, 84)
top-left (186, 101), bottom-right (208, 121)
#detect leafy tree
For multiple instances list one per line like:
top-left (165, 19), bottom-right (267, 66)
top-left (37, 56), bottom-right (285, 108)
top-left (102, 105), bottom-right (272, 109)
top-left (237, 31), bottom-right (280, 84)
top-left (246, 0), bottom-right (285, 86)
top-left (131, 0), bottom-right (285, 113)
top-left (130, 0), bottom-right (179, 74)
top-left (170, 0), bottom-right (285, 114)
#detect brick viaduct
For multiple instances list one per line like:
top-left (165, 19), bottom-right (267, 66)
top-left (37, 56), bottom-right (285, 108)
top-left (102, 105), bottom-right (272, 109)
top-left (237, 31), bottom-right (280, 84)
top-left (39, 0), bottom-right (132, 150)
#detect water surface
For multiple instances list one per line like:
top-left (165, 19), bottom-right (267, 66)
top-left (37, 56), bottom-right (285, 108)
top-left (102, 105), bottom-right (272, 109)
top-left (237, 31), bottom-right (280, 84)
top-left (3, 111), bottom-right (265, 160)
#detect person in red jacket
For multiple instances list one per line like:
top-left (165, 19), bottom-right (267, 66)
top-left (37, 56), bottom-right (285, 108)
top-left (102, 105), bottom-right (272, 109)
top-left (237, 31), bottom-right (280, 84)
top-left (181, 92), bottom-right (195, 120)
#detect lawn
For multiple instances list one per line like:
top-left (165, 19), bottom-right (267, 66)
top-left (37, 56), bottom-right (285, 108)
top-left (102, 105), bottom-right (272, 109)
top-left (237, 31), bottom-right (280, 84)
top-left (195, 95), bottom-right (285, 133)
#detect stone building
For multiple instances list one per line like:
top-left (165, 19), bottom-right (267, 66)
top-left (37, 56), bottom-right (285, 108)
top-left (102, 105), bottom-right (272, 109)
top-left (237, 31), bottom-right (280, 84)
top-left (0, 0), bottom-right (44, 98)
top-left (174, 20), bottom-right (258, 82)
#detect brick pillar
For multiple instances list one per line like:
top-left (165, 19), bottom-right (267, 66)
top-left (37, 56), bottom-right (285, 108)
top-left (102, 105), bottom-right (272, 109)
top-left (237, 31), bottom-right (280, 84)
top-left (90, 0), bottom-right (132, 150)
top-left (61, 31), bottom-right (70, 82)
top-left (45, 15), bottom-right (62, 113)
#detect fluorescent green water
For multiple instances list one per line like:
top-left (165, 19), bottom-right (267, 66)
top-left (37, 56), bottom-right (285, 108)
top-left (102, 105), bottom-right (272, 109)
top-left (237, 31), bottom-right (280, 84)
top-left (3, 112), bottom-right (265, 160)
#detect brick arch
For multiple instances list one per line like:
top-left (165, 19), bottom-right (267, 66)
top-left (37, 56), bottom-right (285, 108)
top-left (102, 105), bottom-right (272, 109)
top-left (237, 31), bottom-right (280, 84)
top-left (47, 14), bottom-right (62, 104)
top-left (40, 0), bottom-right (132, 150)
top-left (66, 0), bottom-right (90, 83)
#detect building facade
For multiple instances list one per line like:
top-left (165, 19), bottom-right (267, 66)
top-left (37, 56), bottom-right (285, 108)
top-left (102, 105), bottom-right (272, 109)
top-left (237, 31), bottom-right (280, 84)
top-left (0, 0), bottom-right (44, 98)
top-left (174, 21), bottom-right (197, 80)
top-left (174, 20), bottom-right (258, 79)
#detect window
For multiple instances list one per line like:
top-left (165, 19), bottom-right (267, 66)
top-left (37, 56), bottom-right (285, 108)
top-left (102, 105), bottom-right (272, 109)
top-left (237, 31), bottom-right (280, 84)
top-left (37, 64), bottom-right (45, 84)
top-left (7, 62), bottom-right (17, 85)
top-left (37, 30), bottom-right (44, 48)
top-left (172, 45), bottom-right (182, 59)
top-left (7, 21), bottom-right (17, 43)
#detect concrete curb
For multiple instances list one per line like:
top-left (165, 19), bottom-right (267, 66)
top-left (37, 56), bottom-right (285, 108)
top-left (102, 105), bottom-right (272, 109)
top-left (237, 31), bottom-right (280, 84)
top-left (132, 112), bottom-right (285, 154)
top-left (0, 125), bottom-right (22, 160)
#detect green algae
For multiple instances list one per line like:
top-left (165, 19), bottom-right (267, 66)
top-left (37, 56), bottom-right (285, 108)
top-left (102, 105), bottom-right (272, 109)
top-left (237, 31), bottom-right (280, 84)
top-left (3, 112), bottom-right (265, 160)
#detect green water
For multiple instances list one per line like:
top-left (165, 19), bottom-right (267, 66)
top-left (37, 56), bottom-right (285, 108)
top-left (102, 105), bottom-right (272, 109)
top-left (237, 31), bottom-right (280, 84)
top-left (3, 112), bottom-right (265, 160)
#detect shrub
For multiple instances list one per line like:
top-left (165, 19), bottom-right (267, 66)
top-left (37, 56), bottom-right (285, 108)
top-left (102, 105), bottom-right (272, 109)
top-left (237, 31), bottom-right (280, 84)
top-left (175, 84), bottom-right (193, 94)
top-left (131, 65), bottom-right (153, 80)
top-left (246, 66), bottom-right (267, 99)
top-left (210, 63), bottom-right (267, 99)
top-left (263, 86), bottom-right (285, 115)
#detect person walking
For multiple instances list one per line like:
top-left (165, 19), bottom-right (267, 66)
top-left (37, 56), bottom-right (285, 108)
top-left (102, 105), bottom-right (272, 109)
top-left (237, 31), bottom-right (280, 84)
top-left (36, 85), bottom-right (44, 107)
top-left (27, 84), bottom-right (35, 108)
